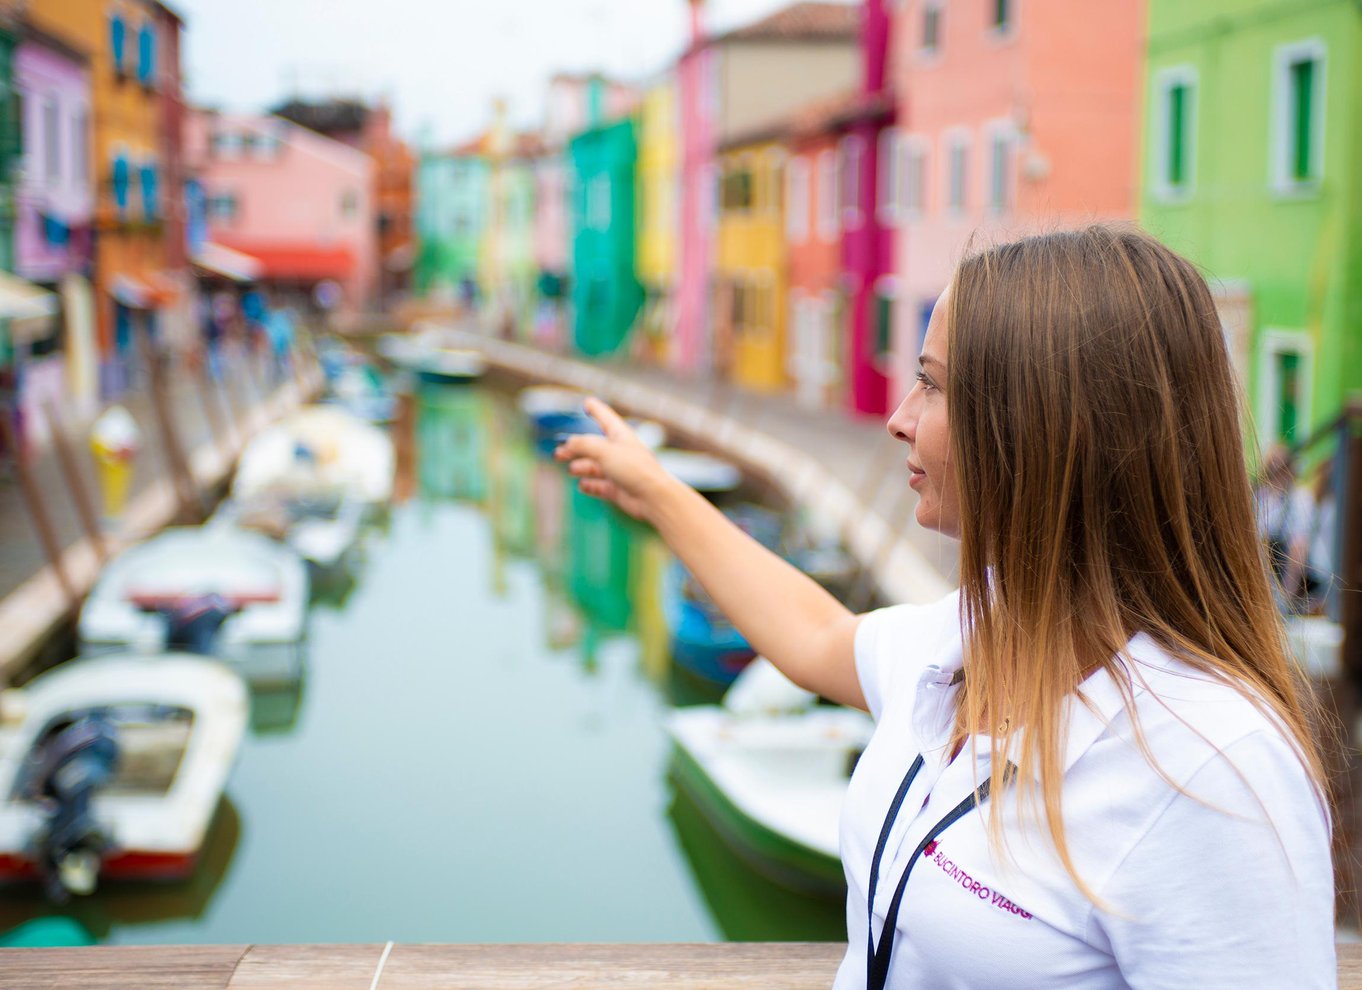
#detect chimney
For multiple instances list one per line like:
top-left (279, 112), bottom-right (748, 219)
top-left (688, 0), bottom-right (706, 47)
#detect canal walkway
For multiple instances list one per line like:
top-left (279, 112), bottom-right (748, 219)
top-left (422, 322), bottom-right (959, 609)
top-left (0, 345), bottom-right (322, 680)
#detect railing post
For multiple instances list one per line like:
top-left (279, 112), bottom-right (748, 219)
top-left (1340, 398), bottom-right (1362, 684)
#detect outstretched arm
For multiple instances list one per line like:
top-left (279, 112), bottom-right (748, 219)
top-left (556, 398), bottom-right (866, 709)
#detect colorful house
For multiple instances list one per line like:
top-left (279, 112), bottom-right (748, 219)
top-left (1140, 0), bottom-right (1362, 452)
top-left (28, 0), bottom-right (188, 398)
top-left (415, 138), bottom-right (488, 304)
top-left (479, 103), bottom-right (542, 340)
top-left (635, 71), bottom-right (680, 365)
top-left (714, 127), bottom-right (788, 390)
top-left (675, 0), bottom-right (861, 376)
top-left (185, 110), bottom-right (376, 311)
top-left (785, 93), bottom-right (856, 409)
top-left (568, 114), bottom-right (642, 358)
top-left (272, 98), bottom-right (416, 305)
top-left (14, 22), bottom-right (97, 429)
top-left (891, 0), bottom-right (1143, 402)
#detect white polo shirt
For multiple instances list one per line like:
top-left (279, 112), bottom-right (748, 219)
top-left (833, 592), bottom-right (1334, 990)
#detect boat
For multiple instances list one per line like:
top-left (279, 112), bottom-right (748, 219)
top-left (0, 654), bottom-right (248, 901)
top-left (416, 347), bottom-right (486, 385)
top-left (666, 659), bottom-right (873, 896)
top-left (216, 489), bottom-right (365, 577)
top-left (232, 405), bottom-right (395, 512)
top-left (518, 385), bottom-right (666, 456)
top-left (78, 526), bottom-right (308, 685)
top-left (657, 451), bottom-right (783, 687)
top-left (325, 363), bottom-right (396, 424)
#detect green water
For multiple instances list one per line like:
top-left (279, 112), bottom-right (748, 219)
top-left (0, 384), bottom-right (846, 945)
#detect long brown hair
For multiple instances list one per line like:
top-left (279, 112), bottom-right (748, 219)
top-left (945, 224), bottom-right (1328, 899)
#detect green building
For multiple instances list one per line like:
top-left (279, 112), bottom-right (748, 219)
top-left (1140, 0), bottom-right (1362, 455)
top-left (415, 141), bottom-right (489, 302)
top-left (0, 20), bottom-right (20, 369)
top-left (568, 118), bottom-right (643, 357)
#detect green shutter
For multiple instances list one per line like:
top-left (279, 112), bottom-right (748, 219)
top-left (1168, 84), bottom-right (1187, 187)
top-left (1291, 59), bottom-right (1315, 181)
top-left (1277, 351), bottom-right (1301, 443)
top-left (875, 294), bottom-right (893, 357)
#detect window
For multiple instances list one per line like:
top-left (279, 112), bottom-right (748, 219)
top-left (1272, 40), bottom-right (1325, 191)
top-left (73, 110), bottom-right (88, 183)
top-left (586, 174), bottom-right (611, 229)
top-left (722, 166), bottom-right (754, 211)
top-left (140, 161), bottom-right (158, 220)
top-left (207, 192), bottom-right (238, 222)
top-left (946, 132), bottom-right (970, 213)
top-left (991, 0), bottom-right (1012, 33)
top-left (877, 129), bottom-right (899, 224)
top-left (137, 23), bottom-right (156, 85)
top-left (840, 135), bottom-right (863, 225)
top-left (111, 151), bottom-right (131, 215)
top-left (816, 148), bottom-right (838, 241)
top-left (766, 151), bottom-right (785, 217)
top-left (1152, 66), bottom-right (1196, 199)
top-left (211, 130), bottom-right (243, 159)
top-left (900, 136), bottom-right (928, 217)
top-left (986, 125), bottom-right (1015, 213)
top-left (921, 2), bottom-right (942, 53)
top-left (874, 287), bottom-right (894, 359)
top-left (43, 97), bottom-right (60, 182)
top-left (110, 14), bottom-right (128, 75)
top-left (340, 189), bottom-right (358, 219)
top-left (1258, 329), bottom-right (1313, 446)
top-left (787, 155), bottom-right (810, 243)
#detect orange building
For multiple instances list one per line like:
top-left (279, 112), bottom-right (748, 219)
top-left (28, 0), bottom-right (187, 396)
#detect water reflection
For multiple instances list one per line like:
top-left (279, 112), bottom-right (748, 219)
top-left (416, 383), bottom-right (489, 503)
top-left (248, 672), bottom-right (307, 735)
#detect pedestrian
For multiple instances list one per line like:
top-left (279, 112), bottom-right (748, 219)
top-left (1253, 444), bottom-right (1315, 612)
top-left (557, 225), bottom-right (1334, 987)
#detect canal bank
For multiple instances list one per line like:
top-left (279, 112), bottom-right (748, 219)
top-left (0, 347), bottom-right (325, 682)
top-left (415, 322), bottom-right (958, 610)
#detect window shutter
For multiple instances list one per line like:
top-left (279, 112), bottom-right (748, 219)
top-left (138, 25), bottom-right (156, 84)
top-left (111, 16), bottom-right (127, 75)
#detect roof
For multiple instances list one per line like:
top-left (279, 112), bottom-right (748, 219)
top-left (20, 23), bottom-right (91, 64)
top-left (271, 98), bottom-right (370, 138)
top-left (714, 2), bottom-right (859, 45)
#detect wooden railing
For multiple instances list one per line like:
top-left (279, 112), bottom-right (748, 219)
top-left (2, 942), bottom-right (1361, 988)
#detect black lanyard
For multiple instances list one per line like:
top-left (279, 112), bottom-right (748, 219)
top-left (865, 750), bottom-right (1012, 990)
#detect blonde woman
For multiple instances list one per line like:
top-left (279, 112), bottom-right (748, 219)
top-left (556, 226), bottom-right (1334, 988)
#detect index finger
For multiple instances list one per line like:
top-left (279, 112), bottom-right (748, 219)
top-left (583, 397), bottom-right (634, 441)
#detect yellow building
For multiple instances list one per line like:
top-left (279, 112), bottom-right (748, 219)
top-left (714, 134), bottom-right (786, 392)
top-left (28, 0), bottom-right (178, 393)
top-left (635, 74), bottom-right (678, 364)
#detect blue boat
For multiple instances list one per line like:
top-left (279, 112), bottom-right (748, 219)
top-left (663, 501), bottom-right (785, 689)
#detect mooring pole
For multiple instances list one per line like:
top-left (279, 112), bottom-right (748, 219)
top-left (43, 400), bottom-right (107, 563)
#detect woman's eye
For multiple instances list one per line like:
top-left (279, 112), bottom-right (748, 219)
top-left (915, 370), bottom-right (936, 391)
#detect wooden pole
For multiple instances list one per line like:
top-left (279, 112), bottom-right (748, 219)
top-left (139, 328), bottom-right (201, 522)
top-left (42, 399), bottom-right (107, 563)
top-left (0, 407), bottom-right (77, 610)
top-left (1340, 398), bottom-right (1362, 684)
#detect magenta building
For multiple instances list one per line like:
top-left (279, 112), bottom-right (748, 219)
top-left (675, 0), bottom-right (716, 374)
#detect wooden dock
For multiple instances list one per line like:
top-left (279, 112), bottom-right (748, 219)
top-left (3, 941), bottom-right (1362, 988)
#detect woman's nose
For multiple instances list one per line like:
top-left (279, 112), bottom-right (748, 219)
top-left (886, 394), bottom-right (914, 444)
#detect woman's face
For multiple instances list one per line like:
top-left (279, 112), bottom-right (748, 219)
top-left (886, 289), bottom-right (959, 538)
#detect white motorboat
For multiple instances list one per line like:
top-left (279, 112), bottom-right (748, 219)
top-left (666, 659), bottom-right (873, 895)
top-left (233, 405), bottom-right (395, 511)
top-left (78, 526), bottom-right (308, 685)
top-left (656, 448), bottom-right (742, 495)
top-left (416, 347), bottom-right (487, 385)
top-left (215, 490), bottom-right (365, 575)
top-left (0, 654), bottom-right (248, 900)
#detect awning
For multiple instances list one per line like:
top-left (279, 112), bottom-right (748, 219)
top-left (110, 274), bottom-right (154, 309)
top-left (0, 271), bottom-right (58, 320)
top-left (193, 242), bottom-right (264, 283)
top-left (216, 242), bottom-right (355, 281)
top-left (384, 242), bottom-right (415, 272)
top-left (0, 272), bottom-right (59, 344)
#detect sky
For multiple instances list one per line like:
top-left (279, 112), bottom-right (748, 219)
top-left (173, 0), bottom-right (840, 146)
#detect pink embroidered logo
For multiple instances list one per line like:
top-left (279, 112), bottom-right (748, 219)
top-left (928, 843), bottom-right (1032, 920)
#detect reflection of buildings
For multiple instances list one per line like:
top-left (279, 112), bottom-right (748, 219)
top-left (416, 385), bottom-right (488, 502)
top-left (566, 484), bottom-right (636, 632)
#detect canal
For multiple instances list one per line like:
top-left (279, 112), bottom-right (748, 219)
top-left (0, 378), bottom-right (848, 945)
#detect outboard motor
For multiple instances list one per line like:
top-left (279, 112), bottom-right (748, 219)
top-left (162, 593), bottom-right (236, 655)
top-left (30, 716), bottom-right (119, 902)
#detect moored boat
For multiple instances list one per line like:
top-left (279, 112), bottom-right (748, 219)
top-left (78, 526), bottom-right (308, 685)
top-left (416, 347), bottom-right (486, 385)
top-left (0, 655), bottom-right (248, 900)
top-left (666, 660), bottom-right (872, 896)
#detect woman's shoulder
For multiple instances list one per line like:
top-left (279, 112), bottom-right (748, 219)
top-left (854, 591), bottom-right (962, 718)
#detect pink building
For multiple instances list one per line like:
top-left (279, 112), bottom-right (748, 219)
top-left (676, 0), bottom-right (716, 374)
top-left (185, 110), bottom-right (376, 310)
top-left (890, 0), bottom-right (1142, 399)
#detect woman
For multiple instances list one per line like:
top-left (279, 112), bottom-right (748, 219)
top-left (556, 226), bottom-right (1334, 987)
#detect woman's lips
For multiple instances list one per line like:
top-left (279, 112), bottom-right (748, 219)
top-left (907, 461), bottom-right (926, 489)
